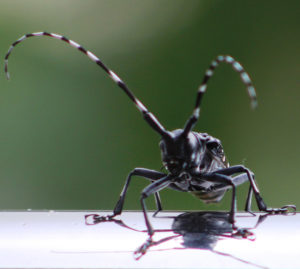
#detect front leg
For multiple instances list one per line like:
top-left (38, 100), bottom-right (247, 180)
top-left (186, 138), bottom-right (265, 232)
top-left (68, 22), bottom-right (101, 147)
top-left (214, 165), bottom-right (296, 214)
top-left (200, 172), bottom-right (238, 226)
top-left (140, 174), bottom-right (174, 236)
top-left (133, 174), bottom-right (174, 260)
top-left (90, 168), bottom-right (167, 222)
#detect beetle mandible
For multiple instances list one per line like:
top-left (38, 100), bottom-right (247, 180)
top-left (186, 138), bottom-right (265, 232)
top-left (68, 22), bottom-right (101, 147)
top-left (4, 32), bottom-right (296, 238)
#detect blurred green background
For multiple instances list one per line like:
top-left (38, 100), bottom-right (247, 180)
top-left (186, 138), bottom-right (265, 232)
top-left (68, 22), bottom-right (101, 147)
top-left (0, 0), bottom-right (299, 212)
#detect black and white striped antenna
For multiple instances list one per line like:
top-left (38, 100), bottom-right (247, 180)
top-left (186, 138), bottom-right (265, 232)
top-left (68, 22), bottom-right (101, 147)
top-left (4, 32), bottom-right (169, 138)
top-left (4, 32), bottom-right (257, 138)
top-left (183, 55), bottom-right (257, 136)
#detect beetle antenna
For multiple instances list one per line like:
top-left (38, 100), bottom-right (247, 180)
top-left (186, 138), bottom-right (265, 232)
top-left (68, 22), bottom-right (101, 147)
top-left (183, 55), bottom-right (257, 136)
top-left (4, 32), bottom-right (169, 138)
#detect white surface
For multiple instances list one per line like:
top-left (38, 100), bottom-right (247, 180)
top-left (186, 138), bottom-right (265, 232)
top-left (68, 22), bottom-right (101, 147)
top-left (0, 211), bottom-right (299, 268)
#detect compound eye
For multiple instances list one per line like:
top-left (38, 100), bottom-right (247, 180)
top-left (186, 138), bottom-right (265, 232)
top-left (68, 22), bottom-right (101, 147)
top-left (159, 141), bottom-right (167, 153)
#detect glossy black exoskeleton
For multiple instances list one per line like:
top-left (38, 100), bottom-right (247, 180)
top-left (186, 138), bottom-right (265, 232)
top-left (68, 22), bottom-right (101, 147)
top-left (4, 33), bottom-right (296, 242)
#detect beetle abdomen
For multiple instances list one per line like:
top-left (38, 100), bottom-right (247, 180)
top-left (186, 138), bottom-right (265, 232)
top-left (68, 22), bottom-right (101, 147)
top-left (191, 189), bottom-right (226, 203)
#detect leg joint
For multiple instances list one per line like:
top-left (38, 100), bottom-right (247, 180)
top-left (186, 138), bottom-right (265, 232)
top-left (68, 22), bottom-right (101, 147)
top-left (141, 192), bottom-right (148, 200)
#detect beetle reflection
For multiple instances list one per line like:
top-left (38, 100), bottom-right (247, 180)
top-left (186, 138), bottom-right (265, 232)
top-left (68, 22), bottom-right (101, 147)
top-left (171, 211), bottom-right (261, 248)
top-left (134, 211), bottom-right (265, 263)
top-left (86, 211), bottom-right (269, 266)
top-left (173, 211), bottom-right (236, 249)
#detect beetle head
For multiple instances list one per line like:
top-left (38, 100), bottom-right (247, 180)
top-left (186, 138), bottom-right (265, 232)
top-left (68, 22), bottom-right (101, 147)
top-left (160, 129), bottom-right (203, 175)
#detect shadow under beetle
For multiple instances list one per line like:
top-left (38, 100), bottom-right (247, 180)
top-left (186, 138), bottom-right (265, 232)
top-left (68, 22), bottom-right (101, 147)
top-left (4, 32), bottom-right (296, 239)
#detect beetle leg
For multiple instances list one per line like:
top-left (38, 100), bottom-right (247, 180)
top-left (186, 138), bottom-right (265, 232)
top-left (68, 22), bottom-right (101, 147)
top-left (245, 185), bottom-right (255, 215)
top-left (153, 191), bottom-right (163, 217)
top-left (140, 175), bottom-right (174, 236)
top-left (201, 173), bottom-right (238, 226)
top-left (214, 165), bottom-right (296, 214)
top-left (89, 168), bottom-right (167, 222)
